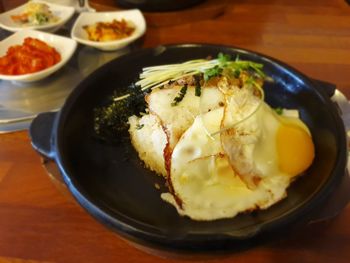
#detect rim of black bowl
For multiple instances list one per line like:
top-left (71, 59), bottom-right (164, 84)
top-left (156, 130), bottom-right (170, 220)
top-left (53, 43), bottom-right (347, 251)
top-left (115, 0), bottom-right (205, 12)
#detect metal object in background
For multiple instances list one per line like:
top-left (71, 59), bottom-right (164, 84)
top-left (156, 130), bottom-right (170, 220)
top-left (79, 0), bottom-right (85, 7)
top-left (77, 0), bottom-right (95, 12)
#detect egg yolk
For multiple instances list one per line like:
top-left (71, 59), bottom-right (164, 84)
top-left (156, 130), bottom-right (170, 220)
top-left (276, 124), bottom-right (315, 176)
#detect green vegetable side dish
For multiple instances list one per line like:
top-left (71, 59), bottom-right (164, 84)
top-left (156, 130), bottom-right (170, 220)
top-left (35, 13), bottom-right (50, 25)
top-left (11, 2), bottom-right (59, 26)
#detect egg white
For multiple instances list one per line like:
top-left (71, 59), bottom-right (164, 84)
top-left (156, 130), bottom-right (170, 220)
top-left (221, 95), bottom-right (311, 189)
top-left (146, 86), bottom-right (224, 150)
top-left (162, 107), bottom-right (292, 220)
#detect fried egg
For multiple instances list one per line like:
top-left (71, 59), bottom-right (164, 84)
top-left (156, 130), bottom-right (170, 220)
top-left (129, 78), bottom-right (315, 221)
top-left (146, 86), bottom-right (201, 150)
top-left (129, 114), bottom-right (167, 176)
top-left (221, 89), bottom-right (315, 189)
top-left (146, 86), bottom-right (224, 151)
top-left (162, 107), bottom-right (294, 220)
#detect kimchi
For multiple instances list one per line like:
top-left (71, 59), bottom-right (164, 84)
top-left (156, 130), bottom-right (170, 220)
top-left (0, 37), bottom-right (61, 75)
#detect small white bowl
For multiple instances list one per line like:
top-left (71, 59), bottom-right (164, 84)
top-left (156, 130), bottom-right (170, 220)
top-left (0, 29), bottom-right (77, 82)
top-left (0, 0), bottom-right (75, 33)
top-left (71, 9), bottom-right (146, 51)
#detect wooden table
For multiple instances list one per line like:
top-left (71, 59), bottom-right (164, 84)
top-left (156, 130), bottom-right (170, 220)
top-left (1, 0), bottom-right (350, 262)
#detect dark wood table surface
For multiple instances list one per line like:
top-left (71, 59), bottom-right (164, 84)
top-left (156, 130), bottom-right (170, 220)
top-left (1, 0), bottom-right (350, 262)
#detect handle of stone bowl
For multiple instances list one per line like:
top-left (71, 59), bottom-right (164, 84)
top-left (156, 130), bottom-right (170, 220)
top-left (29, 111), bottom-right (72, 195)
top-left (309, 80), bottom-right (350, 223)
top-left (29, 111), bottom-right (57, 160)
top-left (76, 0), bottom-right (95, 12)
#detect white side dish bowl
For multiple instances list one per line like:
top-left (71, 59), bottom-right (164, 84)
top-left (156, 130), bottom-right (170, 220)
top-left (0, 29), bottom-right (77, 82)
top-left (0, 0), bottom-right (75, 33)
top-left (71, 9), bottom-right (146, 51)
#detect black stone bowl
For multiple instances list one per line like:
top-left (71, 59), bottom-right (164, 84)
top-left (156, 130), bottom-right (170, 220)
top-left (115, 0), bottom-right (205, 12)
top-left (30, 44), bottom-right (347, 254)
